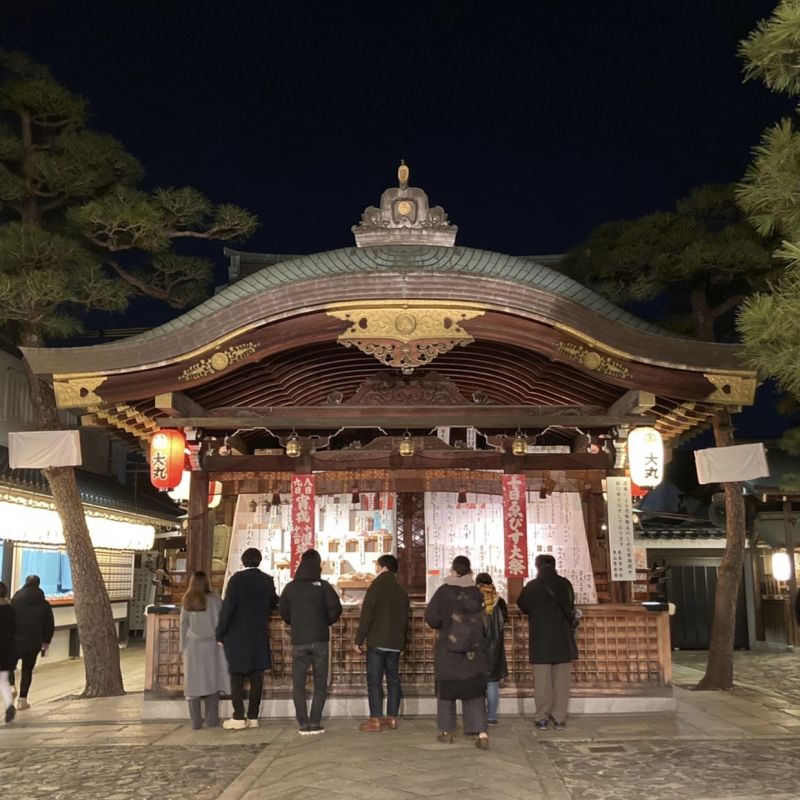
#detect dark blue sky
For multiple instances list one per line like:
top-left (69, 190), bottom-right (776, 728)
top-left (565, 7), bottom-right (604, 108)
top-left (4, 1), bottom-right (789, 257)
top-left (2, 1), bottom-right (792, 438)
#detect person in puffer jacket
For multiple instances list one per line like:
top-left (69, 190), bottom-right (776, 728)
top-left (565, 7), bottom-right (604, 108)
top-left (279, 549), bottom-right (342, 735)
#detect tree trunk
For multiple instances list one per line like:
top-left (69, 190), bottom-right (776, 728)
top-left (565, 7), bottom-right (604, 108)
top-left (20, 339), bottom-right (124, 697)
top-left (695, 408), bottom-right (746, 691)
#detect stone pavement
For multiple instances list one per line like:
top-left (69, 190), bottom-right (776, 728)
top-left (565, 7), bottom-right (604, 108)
top-left (2, 648), bottom-right (800, 799)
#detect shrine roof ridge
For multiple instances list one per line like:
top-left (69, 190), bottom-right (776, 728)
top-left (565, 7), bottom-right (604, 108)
top-left (129, 245), bottom-right (671, 344)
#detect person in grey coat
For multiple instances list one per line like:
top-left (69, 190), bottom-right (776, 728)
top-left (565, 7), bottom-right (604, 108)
top-left (180, 571), bottom-right (230, 729)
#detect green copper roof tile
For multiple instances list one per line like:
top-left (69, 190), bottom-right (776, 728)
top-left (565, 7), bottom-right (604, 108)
top-left (128, 245), bottom-right (674, 342)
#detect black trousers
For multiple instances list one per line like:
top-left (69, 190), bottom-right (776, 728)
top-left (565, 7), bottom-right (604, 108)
top-left (11, 650), bottom-right (40, 698)
top-left (291, 641), bottom-right (329, 727)
top-left (229, 671), bottom-right (264, 720)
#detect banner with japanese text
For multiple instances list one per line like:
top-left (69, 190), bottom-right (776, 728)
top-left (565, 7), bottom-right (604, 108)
top-left (290, 474), bottom-right (316, 573)
top-left (606, 476), bottom-right (636, 581)
top-left (502, 474), bottom-right (529, 579)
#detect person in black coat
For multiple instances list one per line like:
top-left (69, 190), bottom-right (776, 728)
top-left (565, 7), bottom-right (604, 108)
top-left (517, 554), bottom-right (577, 731)
top-left (279, 548), bottom-right (342, 735)
top-left (0, 582), bottom-right (16, 724)
top-left (475, 573), bottom-right (508, 725)
top-left (216, 548), bottom-right (278, 730)
top-left (10, 575), bottom-right (54, 711)
top-left (425, 555), bottom-right (490, 749)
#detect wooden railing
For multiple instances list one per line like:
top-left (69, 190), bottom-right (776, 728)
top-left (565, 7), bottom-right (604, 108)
top-left (146, 603), bottom-right (671, 697)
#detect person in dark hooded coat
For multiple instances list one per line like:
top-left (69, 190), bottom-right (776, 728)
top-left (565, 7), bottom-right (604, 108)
top-left (0, 582), bottom-right (16, 724)
top-left (279, 549), bottom-right (342, 734)
top-left (216, 548), bottom-right (278, 730)
top-left (10, 575), bottom-right (54, 711)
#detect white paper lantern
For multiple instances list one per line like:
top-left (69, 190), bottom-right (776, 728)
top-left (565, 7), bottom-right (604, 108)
top-left (628, 427), bottom-right (664, 488)
top-left (772, 551), bottom-right (792, 582)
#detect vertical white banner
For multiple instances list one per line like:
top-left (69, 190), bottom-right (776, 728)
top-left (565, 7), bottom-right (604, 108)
top-left (436, 426), bottom-right (450, 445)
top-left (466, 427), bottom-right (477, 450)
top-left (606, 476), bottom-right (636, 581)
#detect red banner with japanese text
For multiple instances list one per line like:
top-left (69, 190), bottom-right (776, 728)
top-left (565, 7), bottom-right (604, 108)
top-left (290, 474), bottom-right (316, 573)
top-left (502, 474), bottom-right (529, 578)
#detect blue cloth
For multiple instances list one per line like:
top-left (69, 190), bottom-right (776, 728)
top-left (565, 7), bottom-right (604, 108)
top-left (366, 647), bottom-right (401, 717)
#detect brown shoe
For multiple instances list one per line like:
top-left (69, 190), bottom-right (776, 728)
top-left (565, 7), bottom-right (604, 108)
top-left (436, 731), bottom-right (454, 744)
top-left (381, 716), bottom-right (398, 730)
top-left (358, 717), bottom-right (382, 732)
top-left (476, 735), bottom-right (490, 750)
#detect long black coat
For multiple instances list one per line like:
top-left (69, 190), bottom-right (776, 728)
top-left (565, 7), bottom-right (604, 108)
top-left (216, 568), bottom-right (278, 674)
top-left (11, 584), bottom-right (54, 654)
top-left (517, 567), bottom-right (576, 664)
top-left (0, 604), bottom-right (15, 671)
top-left (425, 580), bottom-right (488, 683)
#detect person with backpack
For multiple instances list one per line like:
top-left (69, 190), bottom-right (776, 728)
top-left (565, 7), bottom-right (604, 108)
top-left (279, 548), bottom-right (342, 735)
top-left (424, 555), bottom-right (489, 749)
top-left (475, 572), bottom-right (508, 725)
top-left (517, 553), bottom-right (578, 731)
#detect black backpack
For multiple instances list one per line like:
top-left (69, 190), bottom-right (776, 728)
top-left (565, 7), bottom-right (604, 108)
top-left (445, 589), bottom-right (484, 655)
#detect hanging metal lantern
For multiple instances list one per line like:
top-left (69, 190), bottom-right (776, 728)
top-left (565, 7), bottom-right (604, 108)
top-left (285, 433), bottom-right (302, 458)
top-left (512, 432), bottom-right (528, 456)
top-left (149, 430), bottom-right (185, 490)
top-left (399, 431), bottom-right (415, 457)
top-left (628, 426), bottom-right (664, 488)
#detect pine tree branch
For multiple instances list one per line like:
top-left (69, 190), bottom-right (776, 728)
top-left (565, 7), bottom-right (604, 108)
top-left (708, 294), bottom-right (746, 320)
top-left (104, 257), bottom-right (169, 301)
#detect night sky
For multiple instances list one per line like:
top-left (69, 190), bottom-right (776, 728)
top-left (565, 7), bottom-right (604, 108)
top-left (2, 1), bottom-right (792, 437)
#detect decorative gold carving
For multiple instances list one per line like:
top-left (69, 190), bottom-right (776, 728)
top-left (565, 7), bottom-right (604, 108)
top-left (52, 375), bottom-right (107, 408)
top-left (703, 373), bottom-right (757, 406)
top-left (328, 305), bottom-right (484, 372)
top-left (555, 341), bottom-right (630, 379)
top-left (178, 342), bottom-right (260, 382)
top-left (344, 370), bottom-right (473, 406)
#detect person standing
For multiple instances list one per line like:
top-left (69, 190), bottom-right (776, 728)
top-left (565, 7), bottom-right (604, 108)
top-left (10, 575), bottom-right (54, 711)
top-left (475, 573), bottom-right (508, 725)
top-left (517, 554), bottom-right (578, 731)
top-left (180, 571), bottom-right (230, 729)
top-left (425, 555), bottom-right (490, 750)
top-left (279, 549), bottom-right (342, 735)
top-left (354, 554), bottom-right (410, 732)
top-left (0, 582), bottom-right (15, 724)
top-left (216, 548), bottom-right (278, 730)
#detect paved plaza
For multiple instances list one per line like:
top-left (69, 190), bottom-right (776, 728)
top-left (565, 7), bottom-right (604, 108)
top-left (1, 647), bottom-right (799, 799)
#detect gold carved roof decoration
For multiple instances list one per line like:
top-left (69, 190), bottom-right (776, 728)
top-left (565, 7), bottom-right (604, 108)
top-left (53, 375), bottom-right (108, 409)
top-left (555, 341), bottom-right (631, 380)
top-left (703, 373), bottom-right (757, 406)
top-left (327, 303), bottom-right (484, 373)
top-left (178, 342), bottom-right (260, 383)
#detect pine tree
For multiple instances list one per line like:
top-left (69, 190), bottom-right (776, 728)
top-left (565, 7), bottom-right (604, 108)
top-left (0, 51), bottom-right (257, 696)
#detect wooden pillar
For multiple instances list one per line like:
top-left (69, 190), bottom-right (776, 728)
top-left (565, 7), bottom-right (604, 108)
top-left (752, 543), bottom-right (765, 642)
top-left (783, 498), bottom-right (798, 646)
top-left (186, 471), bottom-right (211, 577)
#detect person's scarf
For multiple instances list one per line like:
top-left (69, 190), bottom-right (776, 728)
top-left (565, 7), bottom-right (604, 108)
top-left (478, 582), bottom-right (497, 615)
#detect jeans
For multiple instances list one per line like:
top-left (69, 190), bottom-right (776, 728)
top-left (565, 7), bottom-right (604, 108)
top-left (230, 671), bottom-right (264, 720)
top-left (486, 680), bottom-right (499, 722)
top-left (292, 641), bottom-right (329, 727)
top-left (366, 648), bottom-right (401, 718)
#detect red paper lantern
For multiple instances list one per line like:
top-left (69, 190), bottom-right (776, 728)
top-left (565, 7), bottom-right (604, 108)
top-left (149, 430), bottom-right (186, 490)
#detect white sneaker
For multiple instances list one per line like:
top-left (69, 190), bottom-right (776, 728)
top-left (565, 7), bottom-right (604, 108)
top-left (17, 698), bottom-right (29, 711)
top-left (246, 719), bottom-right (259, 729)
top-left (222, 718), bottom-right (247, 730)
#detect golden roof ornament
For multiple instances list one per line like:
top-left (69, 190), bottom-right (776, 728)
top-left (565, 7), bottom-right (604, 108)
top-left (398, 160), bottom-right (409, 189)
top-left (352, 161), bottom-right (457, 247)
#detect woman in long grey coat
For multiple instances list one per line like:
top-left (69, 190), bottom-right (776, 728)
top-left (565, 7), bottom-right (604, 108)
top-left (181, 571), bottom-right (230, 729)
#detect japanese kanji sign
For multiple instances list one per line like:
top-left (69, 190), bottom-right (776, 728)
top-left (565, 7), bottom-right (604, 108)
top-left (606, 476), bottom-right (636, 581)
top-left (502, 474), bottom-right (529, 578)
top-left (290, 474), bottom-right (316, 573)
